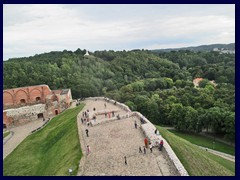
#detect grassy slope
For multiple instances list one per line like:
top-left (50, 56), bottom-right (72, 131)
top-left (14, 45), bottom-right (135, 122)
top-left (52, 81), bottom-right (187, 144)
top-left (3, 131), bottom-right (10, 138)
top-left (4, 104), bottom-right (84, 176)
top-left (169, 129), bottom-right (235, 155)
top-left (156, 126), bottom-right (235, 176)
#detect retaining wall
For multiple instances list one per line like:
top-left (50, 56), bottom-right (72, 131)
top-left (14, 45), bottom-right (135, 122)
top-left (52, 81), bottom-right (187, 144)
top-left (85, 97), bottom-right (189, 176)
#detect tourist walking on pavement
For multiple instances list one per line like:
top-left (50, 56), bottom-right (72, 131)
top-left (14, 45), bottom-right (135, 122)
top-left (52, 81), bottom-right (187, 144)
top-left (159, 140), bottom-right (164, 151)
top-left (144, 137), bottom-right (149, 148)
top-left (149, 143), bottom-right (153, 153)
top-left (124, 156), bottom-right (127, 165)
top-left (104, 103), bottom-right (107, 108)
top-left (134, 121), bottom-right (138, 129)
top-left (139, 146), bottom-right (142, 153)
top-left (85, 129), bottom-right (89, 137)
top-left (87, 145), bottom-right (90, 155)
top-left (143, 146), bottom-right (146, 154)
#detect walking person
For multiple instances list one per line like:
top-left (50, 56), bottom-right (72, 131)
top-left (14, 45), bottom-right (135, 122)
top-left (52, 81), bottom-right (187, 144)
top-left (93, 107), bottom-right (96, 111)
top-left (149, 143), bottom-right (153, 153)
top-left (144, 137), bottom-right (149, 148)
top-left (124, 156), bottom-right (127, 165)
top-left (134, 121), bottom-right (138, 129)
top-left (85, 129), bottom-right (89, 137)
top-left (81, 118), bottom-right (84, 124)
top-left (159, 140), bottom-right (164, 151)
top-left (139, 146), bottom-right (142, 153)
top-left (104, 103), bottom-right (107, 108)
top-left (143, 146), bottom-right (146, 154)
top-left (86, 145), bottom-right (90, 155)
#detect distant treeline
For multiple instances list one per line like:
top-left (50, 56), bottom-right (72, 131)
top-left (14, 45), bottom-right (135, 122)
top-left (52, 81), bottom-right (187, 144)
top-left (4, 49), bottom-right (235, 141)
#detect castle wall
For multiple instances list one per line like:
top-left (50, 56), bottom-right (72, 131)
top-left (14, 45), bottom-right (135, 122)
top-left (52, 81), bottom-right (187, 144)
top-left (3, 104), bottom-right (48, 127)
top-left (3, 85), bottom-right (72, 128)
top-left (3, 85), bottom-right (52, 108)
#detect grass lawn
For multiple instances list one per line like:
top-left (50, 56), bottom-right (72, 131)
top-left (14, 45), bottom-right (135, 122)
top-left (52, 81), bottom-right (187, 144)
top-left (3, 131), bottom-right (10, 139)
top-left (168, 129), bottom-right (235, 155)
top-left (4, 104), bottom-right (85, 176)
top-left (156, 126), bottom-right (235, 176)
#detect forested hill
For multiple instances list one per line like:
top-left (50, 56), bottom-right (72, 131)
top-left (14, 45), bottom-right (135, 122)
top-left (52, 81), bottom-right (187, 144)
top-left (151, 43), bottom-right (235, 53)
top-left (3, 49), bottom-right (235, 141)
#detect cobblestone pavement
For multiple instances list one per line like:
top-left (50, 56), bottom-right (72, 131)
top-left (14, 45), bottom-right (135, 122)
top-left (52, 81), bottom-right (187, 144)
top-left (3, 119), bottom-right (45, 159)
top-left (77, 100), bottom-right (179, 176)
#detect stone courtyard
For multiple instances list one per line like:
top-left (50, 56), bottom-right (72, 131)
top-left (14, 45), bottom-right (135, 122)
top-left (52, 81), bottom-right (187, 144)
top-left (77, 99), bottom-right (179, 176)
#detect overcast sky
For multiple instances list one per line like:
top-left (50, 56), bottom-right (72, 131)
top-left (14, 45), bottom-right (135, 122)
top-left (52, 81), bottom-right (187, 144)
top-left (3, 4), bottom-right (235, 60)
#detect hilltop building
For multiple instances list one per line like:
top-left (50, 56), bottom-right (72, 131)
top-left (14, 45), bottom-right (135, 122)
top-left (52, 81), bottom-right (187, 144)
top-left (84, 50), bottom-right (89, 56)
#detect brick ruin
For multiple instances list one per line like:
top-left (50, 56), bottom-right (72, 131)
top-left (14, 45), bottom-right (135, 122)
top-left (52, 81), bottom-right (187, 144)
top-left (3, 85), bottom-right (72, 128)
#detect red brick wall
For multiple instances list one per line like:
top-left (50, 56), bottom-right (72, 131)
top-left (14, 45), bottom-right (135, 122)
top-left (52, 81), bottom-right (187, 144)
top-left (3, 92), bottom-right (14, 106)
top-left (3, 111), bottom-right (11, 126)
top-left (3, 85), bottom-right (52, 107)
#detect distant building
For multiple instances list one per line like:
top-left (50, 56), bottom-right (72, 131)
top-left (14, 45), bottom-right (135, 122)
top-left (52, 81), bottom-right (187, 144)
top-left (84, 50), bottom-right (89, 56)
top-left (212, 48), bottom-right (235, 54)
top-left (3, 85), bottom-right (72, 128)
top-left (193, 78), bottom-right (217, 88)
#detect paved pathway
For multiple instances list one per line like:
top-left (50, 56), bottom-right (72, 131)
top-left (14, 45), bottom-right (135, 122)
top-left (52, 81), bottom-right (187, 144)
top-left (3, 119), bottom-right (45, 159)
top-left (77, 100), bottom-right (178, 176)
top-left (197, 146), bottom-right (235, 162)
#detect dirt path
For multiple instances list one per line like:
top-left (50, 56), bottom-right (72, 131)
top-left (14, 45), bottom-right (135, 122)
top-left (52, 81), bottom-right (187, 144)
top-left (77, 99), bottom-right (178, 176)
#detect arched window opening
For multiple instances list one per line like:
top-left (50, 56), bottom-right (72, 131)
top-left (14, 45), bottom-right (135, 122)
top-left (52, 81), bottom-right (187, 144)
top-left (55, 110), bottom-right (59, 115)
top-left (20, 99), bottom-right (26, 104)
top-left (37, 113), bottom-right (44, 119)
top-left (36, 97), bottom-right (41, 102)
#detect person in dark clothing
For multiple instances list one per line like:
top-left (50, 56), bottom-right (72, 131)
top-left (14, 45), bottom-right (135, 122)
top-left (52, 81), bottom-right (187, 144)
top-left (85, 129), bottom-right (89, 137)
top-left (117, 114), bottom-right (120, 120)
top-left (124, 156), bottom-right (127, 165)
top-left (139, 146), bottom-right (142, 153)
top-left (143, 147), bottom-right (146, 154)
top-left (81, 118), bottom-right (84, 124)
top-left (149, 143), bottom-right (153, 153)
top-left (134, 121), bottom-right (138, 129)
top-left (112, 111), bottom-right (115, 117)
top-left (155, 128), bottom-right (157, 134)
top-left (159, 140), bottom-right (164, 151)
top-left (93, 107), bottom-right (96, 111)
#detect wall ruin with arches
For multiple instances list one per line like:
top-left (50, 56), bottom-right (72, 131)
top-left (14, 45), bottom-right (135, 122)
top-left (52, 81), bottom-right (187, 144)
top-left (3, 85), bottom-right (72, 128)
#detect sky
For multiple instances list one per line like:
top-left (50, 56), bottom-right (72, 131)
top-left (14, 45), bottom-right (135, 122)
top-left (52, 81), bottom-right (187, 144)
top-left (3, 4), bottom-right (235, 60)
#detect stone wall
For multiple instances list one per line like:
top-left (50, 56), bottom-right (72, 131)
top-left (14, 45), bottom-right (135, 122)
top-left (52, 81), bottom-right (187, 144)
top-left (3, 104), bottom-right (47, 127)
top-left (85, 97), bottom-right (189, 176)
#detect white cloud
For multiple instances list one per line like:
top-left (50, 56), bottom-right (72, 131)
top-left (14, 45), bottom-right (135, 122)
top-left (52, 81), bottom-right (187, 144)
top-left (3, 4), bottom-right (235, 60)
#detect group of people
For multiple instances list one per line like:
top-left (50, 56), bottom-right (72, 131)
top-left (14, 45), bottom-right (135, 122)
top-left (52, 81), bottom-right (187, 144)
top-left (142, 137), bottom-right (164, 153)
top-left (80, 112), bottom-right (90, 126)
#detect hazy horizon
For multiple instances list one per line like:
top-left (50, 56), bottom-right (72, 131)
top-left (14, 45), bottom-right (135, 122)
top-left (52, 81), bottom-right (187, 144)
top-left (4, 4), bottom-right (235, 60)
